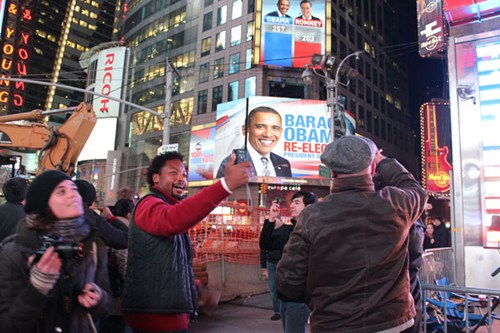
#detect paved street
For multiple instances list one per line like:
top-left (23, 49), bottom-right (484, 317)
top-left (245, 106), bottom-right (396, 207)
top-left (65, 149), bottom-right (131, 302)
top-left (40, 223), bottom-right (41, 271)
top-left (189, 292), bottom-right (284, 333)
top-left (189, 292), bottom-right (500, 333)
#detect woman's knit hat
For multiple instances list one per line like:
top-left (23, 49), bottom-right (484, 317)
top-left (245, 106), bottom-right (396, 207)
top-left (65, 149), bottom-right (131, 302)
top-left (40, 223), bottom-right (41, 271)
top-left (24, 170), bottom-right (72, 214)
top-left (74, 179), bottom-right (96, 207)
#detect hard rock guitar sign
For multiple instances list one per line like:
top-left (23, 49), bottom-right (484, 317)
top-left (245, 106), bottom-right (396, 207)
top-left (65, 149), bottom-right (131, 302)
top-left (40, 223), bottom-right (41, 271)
top-left (425, 103), bottom-right (452, 193)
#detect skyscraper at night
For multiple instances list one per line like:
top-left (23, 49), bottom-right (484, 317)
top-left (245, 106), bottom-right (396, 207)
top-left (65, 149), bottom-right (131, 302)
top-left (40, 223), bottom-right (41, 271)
top-left (0, 0), bottom-right (117, 114)
top-left (118, 0), bottom-right (417, 190)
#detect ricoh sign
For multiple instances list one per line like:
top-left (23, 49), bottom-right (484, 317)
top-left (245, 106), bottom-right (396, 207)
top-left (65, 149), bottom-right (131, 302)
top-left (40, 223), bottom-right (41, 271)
top-left (92, 47), bottom-right (126, 118)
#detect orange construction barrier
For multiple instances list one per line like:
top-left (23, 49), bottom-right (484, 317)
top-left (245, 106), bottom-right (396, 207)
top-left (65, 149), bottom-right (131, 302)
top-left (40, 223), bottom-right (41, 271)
top-left (189, 201), bottom-right (291, 266)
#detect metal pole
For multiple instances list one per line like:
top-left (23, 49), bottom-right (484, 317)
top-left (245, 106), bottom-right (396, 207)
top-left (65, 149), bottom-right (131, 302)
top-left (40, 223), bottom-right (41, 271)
top-left (331, 51), bottom-right (362, 139)
top-left (326, 78), bottom-right (336, 142)
top-left (163, 58), bottom-right (173, 145)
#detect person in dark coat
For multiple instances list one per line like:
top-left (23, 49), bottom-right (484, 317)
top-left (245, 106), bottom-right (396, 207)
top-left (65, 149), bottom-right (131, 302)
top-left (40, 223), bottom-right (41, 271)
top-left (99, 198), bottom-right (135, 333)
top-left (75, 179), bottom-right (128, 249)
top-left (374, 173), bottom-right (426, 333)
top-left (0, 170), bottom-right (110, 332)
top-left (403, 218), bottom-right (426, 333)
top-left (276, 136), bottom-right (428, 332)
top-left (278, 191), bottom-right (317, 333)
top-left (423, 223), bottom-right (436, 250)
top-left (432, 218), bottom-right (450, 247)
top-left (0, 177), bottom-right (27, 241)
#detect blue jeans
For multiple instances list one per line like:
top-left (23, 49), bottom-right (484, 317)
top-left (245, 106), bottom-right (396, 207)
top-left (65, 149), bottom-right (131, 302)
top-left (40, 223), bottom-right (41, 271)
top-left (281, 301), bottom-right (310, 333)
top-left (266, 261), bottom-right (281, 314)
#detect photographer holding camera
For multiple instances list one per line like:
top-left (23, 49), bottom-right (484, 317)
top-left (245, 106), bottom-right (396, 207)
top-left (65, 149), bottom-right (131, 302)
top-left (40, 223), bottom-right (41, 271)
top-left (0, 170), bottom-right (110, 332)
top-left (259, 191), bottom-right (317, 326)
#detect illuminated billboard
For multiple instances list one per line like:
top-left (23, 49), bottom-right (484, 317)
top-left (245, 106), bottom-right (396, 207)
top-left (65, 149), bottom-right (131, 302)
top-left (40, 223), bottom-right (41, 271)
top-left (443, 0), bottom-right (500, 27)
top-left (78, 117), bottom-right (118, 161)
top-left (207, 97), bottom-right (354, 182)
top-left (476, 40), bottom-right (500, 248)
top-left (255, 0), bottom-right (328, 68)
top-left (417, 0), bottom-right (446, 58)
top-left (89, 46), bottom-right (127, 118)
top-left (0, 0), bottom-right (34, 111)
top-left (420, 101), bottom-right (452, 196)
top-left (188, 123), bottom-right (217, 183)
top-left (0, 0), bottom-right (6, 38)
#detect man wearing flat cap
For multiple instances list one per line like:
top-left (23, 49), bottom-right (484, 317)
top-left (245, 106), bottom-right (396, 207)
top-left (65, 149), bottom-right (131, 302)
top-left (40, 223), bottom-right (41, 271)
top-left (276, 136), bottom-right (428, 333)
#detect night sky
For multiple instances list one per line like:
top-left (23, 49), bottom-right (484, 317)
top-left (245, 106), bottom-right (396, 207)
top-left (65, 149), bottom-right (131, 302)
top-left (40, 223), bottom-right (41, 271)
top-left (405, 3), bottom-right (448, 132)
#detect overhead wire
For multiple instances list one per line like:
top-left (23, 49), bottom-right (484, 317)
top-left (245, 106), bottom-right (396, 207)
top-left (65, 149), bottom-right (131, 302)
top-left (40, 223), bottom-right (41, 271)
top-left (5, 38), bottom-right (423, 124)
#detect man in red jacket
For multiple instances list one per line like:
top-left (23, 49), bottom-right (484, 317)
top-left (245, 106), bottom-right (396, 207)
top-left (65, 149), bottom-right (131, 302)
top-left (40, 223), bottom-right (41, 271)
top-left (123, 151), bottom-right (252, 333)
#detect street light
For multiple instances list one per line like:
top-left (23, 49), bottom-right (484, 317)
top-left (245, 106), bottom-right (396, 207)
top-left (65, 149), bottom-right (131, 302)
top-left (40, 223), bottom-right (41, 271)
top-left (163, 58), bottom-right (181, 146)
top-left (302, 51), bottom-right (363, 141)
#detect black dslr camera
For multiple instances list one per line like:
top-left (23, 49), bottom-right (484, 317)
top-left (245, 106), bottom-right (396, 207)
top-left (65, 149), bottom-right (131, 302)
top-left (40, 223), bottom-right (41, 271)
top-left (36, 235), bottom-right (84, 260)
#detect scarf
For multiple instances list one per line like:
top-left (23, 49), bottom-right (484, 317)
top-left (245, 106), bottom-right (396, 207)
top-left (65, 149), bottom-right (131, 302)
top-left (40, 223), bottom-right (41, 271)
top-left (49, 215), bottom-right (90, 243)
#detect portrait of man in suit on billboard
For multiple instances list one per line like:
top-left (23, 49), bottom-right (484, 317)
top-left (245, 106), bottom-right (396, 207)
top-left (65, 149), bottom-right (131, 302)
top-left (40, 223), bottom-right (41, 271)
top-left (266, 0), bottom-right (292, 18)
top-left (296, 0), bottom-right (321, 20)
top-left (216, 106), bottom-right (292, 178)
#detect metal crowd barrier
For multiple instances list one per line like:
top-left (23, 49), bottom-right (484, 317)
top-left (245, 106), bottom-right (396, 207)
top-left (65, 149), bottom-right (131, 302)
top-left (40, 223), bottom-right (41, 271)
top-left (421, 247), bottom-right (456, 285)
top-left (422, 283), bottom-right (500, 333)
top-left (420, 247), bottom-right (500, 332)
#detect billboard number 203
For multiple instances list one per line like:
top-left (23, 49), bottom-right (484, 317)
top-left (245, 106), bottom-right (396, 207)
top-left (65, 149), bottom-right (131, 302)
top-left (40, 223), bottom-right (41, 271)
top-left (301, 34), bottom-right (315, 42)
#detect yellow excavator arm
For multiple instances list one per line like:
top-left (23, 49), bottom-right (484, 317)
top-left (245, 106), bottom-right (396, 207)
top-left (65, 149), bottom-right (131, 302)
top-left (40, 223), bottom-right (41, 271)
top-left (0, 102), bottom-right (96, 175)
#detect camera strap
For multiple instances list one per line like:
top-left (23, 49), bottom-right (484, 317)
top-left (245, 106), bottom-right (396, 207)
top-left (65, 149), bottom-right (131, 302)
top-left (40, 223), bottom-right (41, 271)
top-left (60, 265), bottom-right (73, 314)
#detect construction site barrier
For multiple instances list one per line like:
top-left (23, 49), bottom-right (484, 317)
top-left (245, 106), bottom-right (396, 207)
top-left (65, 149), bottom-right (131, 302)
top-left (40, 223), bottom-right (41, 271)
top-left (188, 202), bottom-right (291, 266)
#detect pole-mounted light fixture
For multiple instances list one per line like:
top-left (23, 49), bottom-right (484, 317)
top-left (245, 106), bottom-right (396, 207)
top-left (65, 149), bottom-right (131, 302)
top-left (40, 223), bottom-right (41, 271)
top-left (301, 51), bottom-right (363, 141)
top-left (311, 53), bottom-right (324, 66)
top-left (301, 65), bottom-right (314, 86)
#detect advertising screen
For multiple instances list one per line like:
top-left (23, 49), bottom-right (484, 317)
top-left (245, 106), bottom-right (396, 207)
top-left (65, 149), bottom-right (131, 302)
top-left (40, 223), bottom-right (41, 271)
top-left (188, 124), bottom-right (217, 183)
top-left (476, 40), bottom-right (500, 248)
top-left (257, 0), bottom-right (326, 68)
top-left (78, 117), bottom-right (117, 161)
top-left (210, 97), bottom-right (354, 182)
top-left (417, 0), bottom-right (446, 58)
top-left (91, 47), bottom-right (127, 118)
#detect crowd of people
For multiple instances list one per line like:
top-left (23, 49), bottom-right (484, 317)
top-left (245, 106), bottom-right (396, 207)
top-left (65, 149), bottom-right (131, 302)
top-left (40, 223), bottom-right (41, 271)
top-left (0, 151), bottom-right (252, 333)
top-left (0, 134), bottom-right (444, 333)
top-left (423, 217), bottom-right (451, 250)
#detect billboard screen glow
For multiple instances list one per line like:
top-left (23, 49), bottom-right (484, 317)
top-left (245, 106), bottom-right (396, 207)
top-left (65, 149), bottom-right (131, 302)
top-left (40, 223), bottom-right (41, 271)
top-left (78, 117), bottom-right (117, 161)
top-left (187, 97), bottom-right (355, 184)
top-left (257, 0), bottom-right (326, 68)
top-left (92, 47), bottom-right (126, 118)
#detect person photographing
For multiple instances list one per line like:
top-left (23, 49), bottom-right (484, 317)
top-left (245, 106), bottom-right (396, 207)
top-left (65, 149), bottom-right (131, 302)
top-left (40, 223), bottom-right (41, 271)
top-left (0, 170), bottom-right (110, 332)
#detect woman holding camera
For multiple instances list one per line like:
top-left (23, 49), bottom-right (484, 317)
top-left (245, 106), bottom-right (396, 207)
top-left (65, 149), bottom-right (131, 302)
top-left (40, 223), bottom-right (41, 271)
top-left (0, 170), bottom-right (110, 332)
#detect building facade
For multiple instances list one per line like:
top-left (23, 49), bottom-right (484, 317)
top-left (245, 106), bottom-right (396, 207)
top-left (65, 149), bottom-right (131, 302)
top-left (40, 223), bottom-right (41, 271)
top-left (0, 0), bottom-right (117, 115)
top-left (118, 0), bottom-right (417, 194)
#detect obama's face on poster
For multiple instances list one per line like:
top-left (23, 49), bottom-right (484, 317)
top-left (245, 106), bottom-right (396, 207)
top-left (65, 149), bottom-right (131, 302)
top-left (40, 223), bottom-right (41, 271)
top-left (243, 110), bottom-right (283, 156)
top-left (277, 0), bottom-right (290, 16)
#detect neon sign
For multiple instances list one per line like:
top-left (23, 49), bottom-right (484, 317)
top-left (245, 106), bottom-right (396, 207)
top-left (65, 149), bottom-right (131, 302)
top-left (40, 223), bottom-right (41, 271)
top-left (0, 2), bottom-right (33, 111)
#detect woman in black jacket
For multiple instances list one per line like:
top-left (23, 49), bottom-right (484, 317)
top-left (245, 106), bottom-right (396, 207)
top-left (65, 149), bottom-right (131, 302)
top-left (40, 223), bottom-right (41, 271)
top-left (0, 170), bottom-right (110, 333)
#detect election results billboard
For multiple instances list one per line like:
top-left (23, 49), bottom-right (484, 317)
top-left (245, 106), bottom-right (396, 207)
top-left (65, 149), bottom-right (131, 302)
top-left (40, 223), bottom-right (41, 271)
top-left (255, 0), bottom-right (329, 68)
top-left (204, 97), bottom-right (354, 182)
